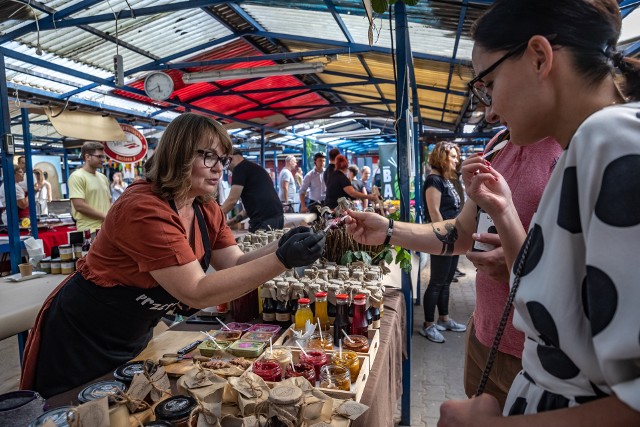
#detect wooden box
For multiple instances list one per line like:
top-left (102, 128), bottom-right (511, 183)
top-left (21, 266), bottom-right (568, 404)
top-left (274, 326), bottom-right (380, 369)
top-left (252, 349), bottom-right (370, 403)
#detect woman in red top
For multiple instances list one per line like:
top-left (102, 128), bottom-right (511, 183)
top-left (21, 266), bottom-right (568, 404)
top-left (21, 113), bottom-right (325, 397)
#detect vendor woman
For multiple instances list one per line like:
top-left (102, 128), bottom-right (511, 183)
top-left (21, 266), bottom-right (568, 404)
top-left (20, 113), bottom-right (326, 397)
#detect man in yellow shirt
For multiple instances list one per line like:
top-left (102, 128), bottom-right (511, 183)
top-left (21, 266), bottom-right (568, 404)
top-left (68, 141), bottom-right (111, 232)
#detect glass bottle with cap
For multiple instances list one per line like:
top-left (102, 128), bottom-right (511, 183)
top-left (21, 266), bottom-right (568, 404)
top-left (261, 281), bottom-right (276, 324)
top-left (333, 293), bottom-right (351, 346)
top-left (351, 293), bottom-right (369, 336)
top-left (294, 298), bottom-right (313, 332)
top-left (314, 291), bottom-right (329, 331)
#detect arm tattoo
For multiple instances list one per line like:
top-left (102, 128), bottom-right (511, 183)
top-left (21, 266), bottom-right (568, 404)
top-left (431, 223), bottom-right (458, 255)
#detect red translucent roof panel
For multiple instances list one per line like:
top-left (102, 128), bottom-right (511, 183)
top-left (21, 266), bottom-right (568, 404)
top-left (114, 39), bottom-right (329, 122)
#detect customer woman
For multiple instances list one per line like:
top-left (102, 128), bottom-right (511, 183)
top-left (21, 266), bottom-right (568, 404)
top-left (0, 167), bottom-right (29, 225)
top-left (324, 155), bottom-right (379, 209)
top-left (420, 142), bottom-right (466, 343)
top-left (34, 168), bottom-right (52, 216)
top-left (110, 171), bottom-right (127, 203)
top-left (21, 113), bottom-right (326, 397)
top-left (436, 0), bottom-right (640, 424)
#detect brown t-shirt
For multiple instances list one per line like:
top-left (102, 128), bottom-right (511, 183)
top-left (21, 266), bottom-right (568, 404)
top-left (77, 180), bottom-right (237, 288)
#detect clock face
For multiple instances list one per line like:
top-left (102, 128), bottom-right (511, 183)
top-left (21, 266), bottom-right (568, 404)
top-left (144, 72), bottom-right (174, 101)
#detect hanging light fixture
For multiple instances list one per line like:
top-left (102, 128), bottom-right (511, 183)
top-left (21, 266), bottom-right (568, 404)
top-left (182, 62), bottom-right (325, 83)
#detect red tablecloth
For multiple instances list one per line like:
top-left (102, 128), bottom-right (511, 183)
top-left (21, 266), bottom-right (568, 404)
top-left (0, 225), bottom-right (78, 256)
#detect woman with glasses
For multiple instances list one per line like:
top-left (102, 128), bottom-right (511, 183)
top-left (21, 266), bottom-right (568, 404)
top-left (437, 0), bottom-right (640, 425)
top-left (21, 113), bottom-right (326, 397)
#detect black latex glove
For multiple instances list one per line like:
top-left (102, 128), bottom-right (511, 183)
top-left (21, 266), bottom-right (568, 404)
top-left (278, 226), bottom-right (312, 247)
top-left (276, 231), bottom-right (326, 269)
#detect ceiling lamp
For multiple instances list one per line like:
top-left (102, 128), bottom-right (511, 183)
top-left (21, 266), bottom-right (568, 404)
top-left (318, 129), bottom-right (382, 140)
top-left (182, 62), bottom-right (325, 83)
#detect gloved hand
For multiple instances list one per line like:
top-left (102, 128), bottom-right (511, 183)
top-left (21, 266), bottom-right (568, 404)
top-left (278, 226), bottom-right (312, 247)
top-left (276, 231), bottom-right (326, 269)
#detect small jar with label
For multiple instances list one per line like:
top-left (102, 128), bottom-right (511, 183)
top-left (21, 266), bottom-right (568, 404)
top-left (154, 395), bottom-right (197, 427)
top-left (61, 260), bottom-right (75, 275)
top-left (284, 362), bottom-right (316, 384)
top-left (319, 364), bottom-right (350, 391)
top-left (50, 258), bottom-right (62, 274)
top-left (58, 244), bottom-right (73, 261)
top-left (298, 349), bottom-right (328, 379)
top-left (331, 350), bottom-right (360, 382)
top-left (38, 258), bottom-right (51, 273)
top-left (73, 244), bottom-right (83, 259)
top-left (252, 359), bottom-right (282, 382)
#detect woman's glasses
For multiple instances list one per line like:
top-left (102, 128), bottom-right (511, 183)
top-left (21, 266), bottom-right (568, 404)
top-left (196, 150), bottom-right (231, 169)
top-left (467, 41), bottom-right (528, 106)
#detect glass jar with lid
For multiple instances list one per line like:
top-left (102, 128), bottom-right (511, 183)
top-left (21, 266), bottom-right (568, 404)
top-left (319, 364), bottom-right (350, 391)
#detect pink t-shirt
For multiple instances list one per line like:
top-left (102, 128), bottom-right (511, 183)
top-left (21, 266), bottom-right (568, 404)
top-left (473, 135), bottom-right (563, 358)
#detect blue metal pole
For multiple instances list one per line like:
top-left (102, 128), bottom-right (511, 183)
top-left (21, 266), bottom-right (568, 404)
top-left (0, 54), bottom-right (21, 272)
top-left (21, 109), bottom-right (38, 239)
top-left (394, 2), bottom-right (413, 425)
top-left (302, 138), bottom-right (309, 175)
top-left (260, 128), bottom-right (266, 169)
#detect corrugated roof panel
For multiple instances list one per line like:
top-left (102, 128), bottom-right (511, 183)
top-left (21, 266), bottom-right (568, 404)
top-left (13, 0), bottom-right (233, 72)
top-left (243, 5), bottom-right (348, 43)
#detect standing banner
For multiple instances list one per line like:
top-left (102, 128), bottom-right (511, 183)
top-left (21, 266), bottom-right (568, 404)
top-left (378, 143), bottom-right (399, 199)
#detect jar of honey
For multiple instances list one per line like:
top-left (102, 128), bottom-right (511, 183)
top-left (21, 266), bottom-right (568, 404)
top-left (284, 362), bottom-right (316, 385)
top-left (319, 364), bottom-right (350, 391)
top-left (331, 350), bottom-right (360, 382)
top-left (50, 258), bottom-right (61, 274)
top-left (59, 244), bottom-right (73, 261)
top-left (342, 334), bottom-right (369, 353)
top-left (308, 332), bottom-right (333, 351)
top-left (252, 359), bottom-right (282, 382)
top-left (299, 349), bottom-right (328, 379)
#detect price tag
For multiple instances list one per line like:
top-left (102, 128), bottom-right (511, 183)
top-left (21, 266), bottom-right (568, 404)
top-left (149, 366), bottom-right (171, 401)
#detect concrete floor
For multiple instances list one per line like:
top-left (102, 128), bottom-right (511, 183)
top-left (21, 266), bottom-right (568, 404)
top-left (0, 257), bottom-right (477, 426)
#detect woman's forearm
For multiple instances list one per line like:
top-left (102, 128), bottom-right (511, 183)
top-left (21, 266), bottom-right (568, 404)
top-left (236, 240), bottom-right (278, 264)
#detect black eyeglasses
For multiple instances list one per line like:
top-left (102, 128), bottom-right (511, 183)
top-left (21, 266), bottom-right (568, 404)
top-left (468, 41), bottom-right (528, 107)
top-left (196, 150), bottom-right (231, 169)
top-left (89, 153), bottom-right (107, 160)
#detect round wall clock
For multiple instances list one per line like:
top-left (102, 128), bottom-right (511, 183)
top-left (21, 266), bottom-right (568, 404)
top-left (143, 71), bottom-right (174, 101)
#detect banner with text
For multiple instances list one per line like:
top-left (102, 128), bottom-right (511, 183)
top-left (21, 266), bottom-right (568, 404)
top-left (378, 143), bottom-right (399, 199)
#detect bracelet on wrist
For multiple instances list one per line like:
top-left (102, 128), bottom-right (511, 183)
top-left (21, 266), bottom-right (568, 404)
top-left (383, 218), bottom-right (394, 246)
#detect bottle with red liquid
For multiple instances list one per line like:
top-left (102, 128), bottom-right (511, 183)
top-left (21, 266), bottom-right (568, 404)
top-left (351, 294), bottom-right (369, 336)
top-left (333, 293), bottom-right (351, 347)
top-left (232, 289), bottom-right (259, 322)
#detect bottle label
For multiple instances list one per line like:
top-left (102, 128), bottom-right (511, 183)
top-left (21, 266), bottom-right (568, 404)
top-left (263, 312), bottom-right (276, 322)
top-left (276, 312), bottom-right (290, 322)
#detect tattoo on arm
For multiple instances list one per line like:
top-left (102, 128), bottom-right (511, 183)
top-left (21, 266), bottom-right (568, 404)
top-left (431, 223), bottom-right (458, 255)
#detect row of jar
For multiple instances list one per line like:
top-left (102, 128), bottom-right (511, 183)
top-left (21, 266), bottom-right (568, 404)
top-left (38, 257), bottom-right (78, 275)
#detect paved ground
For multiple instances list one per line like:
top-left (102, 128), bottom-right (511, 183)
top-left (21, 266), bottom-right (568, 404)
top-left (0, 256), bottom-right (477, 427)
top-left (396, 255), bottom-right (477, 426)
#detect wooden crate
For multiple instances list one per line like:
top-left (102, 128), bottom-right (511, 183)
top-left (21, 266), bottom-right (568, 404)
top-left (274, 326), bottom-right (380, 369)
top-left (252, 349), bottom-right (370, 403)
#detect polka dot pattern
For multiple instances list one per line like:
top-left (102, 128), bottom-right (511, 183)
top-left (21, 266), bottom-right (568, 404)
top-left (508, 397), bottom-right (528, 416)
top-left (536, 345), bottom-right (580, 380)
top-left (556, 167), bottom-right (582, 233)
top-left (537, 390), bottom-right (569, 413)
top-left (582, 266), bottom-right (618, 336)
top-left (512, 225), bottom-right (544, 277)
top-left (526, 301), bottom-right (559, 347)
top-left (594, 155), bottom-right (640, 227)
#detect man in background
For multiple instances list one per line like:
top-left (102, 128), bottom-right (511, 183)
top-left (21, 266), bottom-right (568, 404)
top-left (299, 152), bottom-right (326, 214)
top-left (278, 155), bottom-right (298, 212)
top-left (323, 148), bottom-right (340, 187)
top-left (68, 141), bottom-right (111, 232)
top-left (222, 149), bottom-right (284, 232)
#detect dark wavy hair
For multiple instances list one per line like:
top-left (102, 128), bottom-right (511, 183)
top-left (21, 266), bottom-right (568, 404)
top-left (472, 0), bottom-right (640, 101)
top-left (145, 113), bottom-right (232, 203)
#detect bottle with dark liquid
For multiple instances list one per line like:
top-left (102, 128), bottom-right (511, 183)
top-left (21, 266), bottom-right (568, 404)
top-left (333, 293), bottom-right (351, 347)
top-left (351, 294), bottom-right (369, 336)
top-left (81, 230), bottom-right (92, 257)
top-left (261, 282), bottom-right (276, 324)
top-left (327, 284), bottom-right (338, 325)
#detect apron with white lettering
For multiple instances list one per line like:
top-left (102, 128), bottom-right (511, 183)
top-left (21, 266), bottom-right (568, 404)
top-left (33, 200), bottom-right (211, 397)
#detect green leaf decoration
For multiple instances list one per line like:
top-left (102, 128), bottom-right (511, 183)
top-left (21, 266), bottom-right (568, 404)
top-left (371, 0), bottom-right (389, 13)
top-left (384, 250), bottom-right (393, 264)
top-left (361, 252), bottom-right (373, 265)
top-left (340, 250), bottom-right (354, 265)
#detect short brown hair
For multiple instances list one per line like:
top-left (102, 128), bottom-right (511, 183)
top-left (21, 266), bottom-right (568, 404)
top-left (81, 141), bottom-right (105, 161)
top-left (347, 165), bottom-right (359, 177)
top-left (328, 148), bottom-right (341, 161)
top-left (145, 113), bottom-right (232, 203)
top-left (428, 142), bottom-right (459, 180)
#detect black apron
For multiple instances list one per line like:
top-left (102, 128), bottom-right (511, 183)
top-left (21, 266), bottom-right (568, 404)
top-left (34, 201), bottom-right (211, 398)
